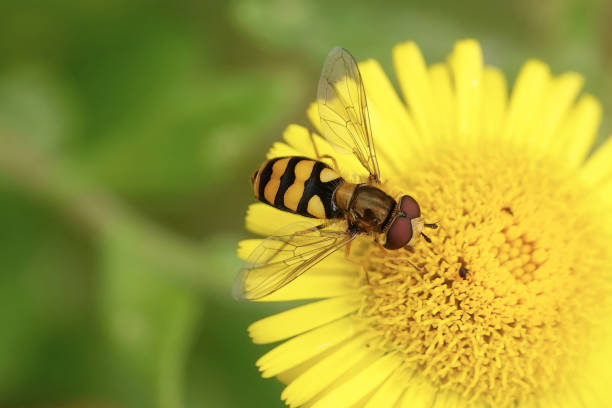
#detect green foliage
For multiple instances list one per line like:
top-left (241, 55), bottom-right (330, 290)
top-left (0, 0), bottom-right (610, 407)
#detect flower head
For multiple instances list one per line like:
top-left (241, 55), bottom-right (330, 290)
top-left (238, 39), bottom-right (612, 407)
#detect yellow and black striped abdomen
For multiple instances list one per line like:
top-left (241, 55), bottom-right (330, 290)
top-left (252, 156), bottom-right (344, 219)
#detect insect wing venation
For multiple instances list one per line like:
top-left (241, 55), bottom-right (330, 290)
top-left (233, 221), bottom-right (355, 301)
top-left (236, 47), bottom-right (391, 301)
top-left (317, 46), bottom-right (381, 181)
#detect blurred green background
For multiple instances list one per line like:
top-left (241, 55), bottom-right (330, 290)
top-left (1, 0), bottom-right (611, 407)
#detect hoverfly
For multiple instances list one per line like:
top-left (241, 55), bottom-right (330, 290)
top-left (233, 47), bottom-right (438, 300)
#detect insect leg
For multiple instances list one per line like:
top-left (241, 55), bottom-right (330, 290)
top-left (389, 256), bottom-right (422, 272)
top-left (372, 237), bottom-right (389, 254)
top-left (342, 238), bottom-right (369, 284)
top-left (390, 239), bottom-right (422, 272)
top-left (309, 131), bottom-right (340, 171)
top-left (345, 238), bottom-right (353, 257)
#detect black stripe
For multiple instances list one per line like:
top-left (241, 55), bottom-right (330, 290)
top-left (274, 157), bottom-right (302, 210)
top-left (257, 158), bottom-right (279, 204)
top-left (297, 161), bottom-right (324, 215)
top-left (297, 161), bottom-right (344, 218)
top-left (323, 179), bottom-right (343, 218)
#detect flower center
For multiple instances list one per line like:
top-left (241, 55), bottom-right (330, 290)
top-left (360, 142), bottom-right (609, 407)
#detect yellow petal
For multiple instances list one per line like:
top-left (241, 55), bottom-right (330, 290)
top-left (448, 39), bottom-right (483, 144)
top-left (310, 352), bottom-right (403, 408)
top-left (502, 60), bottom-right (551, 143)
top-left (577, 374), bottom-right (610, 406)
top-left (393, 41), bottom-right (435, 143)
top-left (430, 389), bottom-right (465, 408)
top-left (256, 273), bottom-right (359, 302)
top-left (282, 123), bottom-right (364, 181)
top-left (281, 124), bottom-right (317, 156)
top-left (245, 203), bottom-right (309, 236)
top-left (580, 133), bottom-right (612, 188)
top-left (481, 66), bottom-right (507, 141)
top-left (429, 63), bottom-right (455, 142)
top-left (248, 295), bottom-right (362, 344)
top-left (237, 239), bottom-right (262, 260)
top-left (256, 317), bottom-right (359, 378)
top-left (238, 235), bottom-right (360, 276)
top-left (281, 333), bottom-right (375, 407)
top-left (307, 102), bottom-right (322, 134)
top-left (359, 59), bottom-right (424, 174)
top-left (557, 386), bottom-right (594, 408)
top-left (364, 366), bottom-right (413, 408)
top-left (398, 375), bottom-right (437, 408)
top-left (267, 141), bottom-right (301, 159)
top-left (358, 59), bottom-right (416, 134)
top-left (359, 59), bottom-right (410, 122)
top-left (535, 392), bottom-right (563, 408)
top-left (560, 94), bottom-right (602, 168)
top-left (525, 72), bottom-right (583, 151)
top-left (363, 98), bottom-right (411, 180)
top-left (237, 238), bottom-right (359, 302)
top-left (297, 252), bottom-right (359, 276)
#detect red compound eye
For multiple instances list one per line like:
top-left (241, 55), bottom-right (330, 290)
top-left (384, 196), bottom-right (421, 250)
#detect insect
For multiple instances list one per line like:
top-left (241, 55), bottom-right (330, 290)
top-left (233, 47), bottom-right (438, 300)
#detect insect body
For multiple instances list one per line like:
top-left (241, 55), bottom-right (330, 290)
top-left (234, 47), bottom-right (437, 301)
top-left (251, 156), bottom-right (344, 219)
top-left (251, 155), bottom-right (427, 248)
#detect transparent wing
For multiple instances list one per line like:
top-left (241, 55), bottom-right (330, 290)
top-left (233, 221), bottom-right (356, 301)
top-left (317, 46), bottom-right (381, 182)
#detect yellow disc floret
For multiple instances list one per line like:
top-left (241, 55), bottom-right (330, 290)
top-left (361, 141), bottom-right (610, 407)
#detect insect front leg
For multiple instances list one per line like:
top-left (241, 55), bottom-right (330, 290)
top-left (372, 236), bottom-right (389, 255)
top-left (342, 236), bottom-right (370, 285)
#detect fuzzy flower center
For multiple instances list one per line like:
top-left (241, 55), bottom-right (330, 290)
top-left (360, 142), bottom-right (608, 407)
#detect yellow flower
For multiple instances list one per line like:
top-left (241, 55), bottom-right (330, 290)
top-left (237, 39), bottom-right (612, 407)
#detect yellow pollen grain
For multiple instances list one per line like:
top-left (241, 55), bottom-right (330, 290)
top-left (358, 142), bottom-right (609, 407)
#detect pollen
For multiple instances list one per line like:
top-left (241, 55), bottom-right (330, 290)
top-left (361, 141), bottom-right (611, 407)
top-left (242, 40), bottom-right (612, 407)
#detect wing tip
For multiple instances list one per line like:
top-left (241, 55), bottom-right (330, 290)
top-left (231, 270), bottom-right (249, 301)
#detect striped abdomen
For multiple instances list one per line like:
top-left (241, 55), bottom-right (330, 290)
top-left (252, 156), bottom-right (344, 219)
